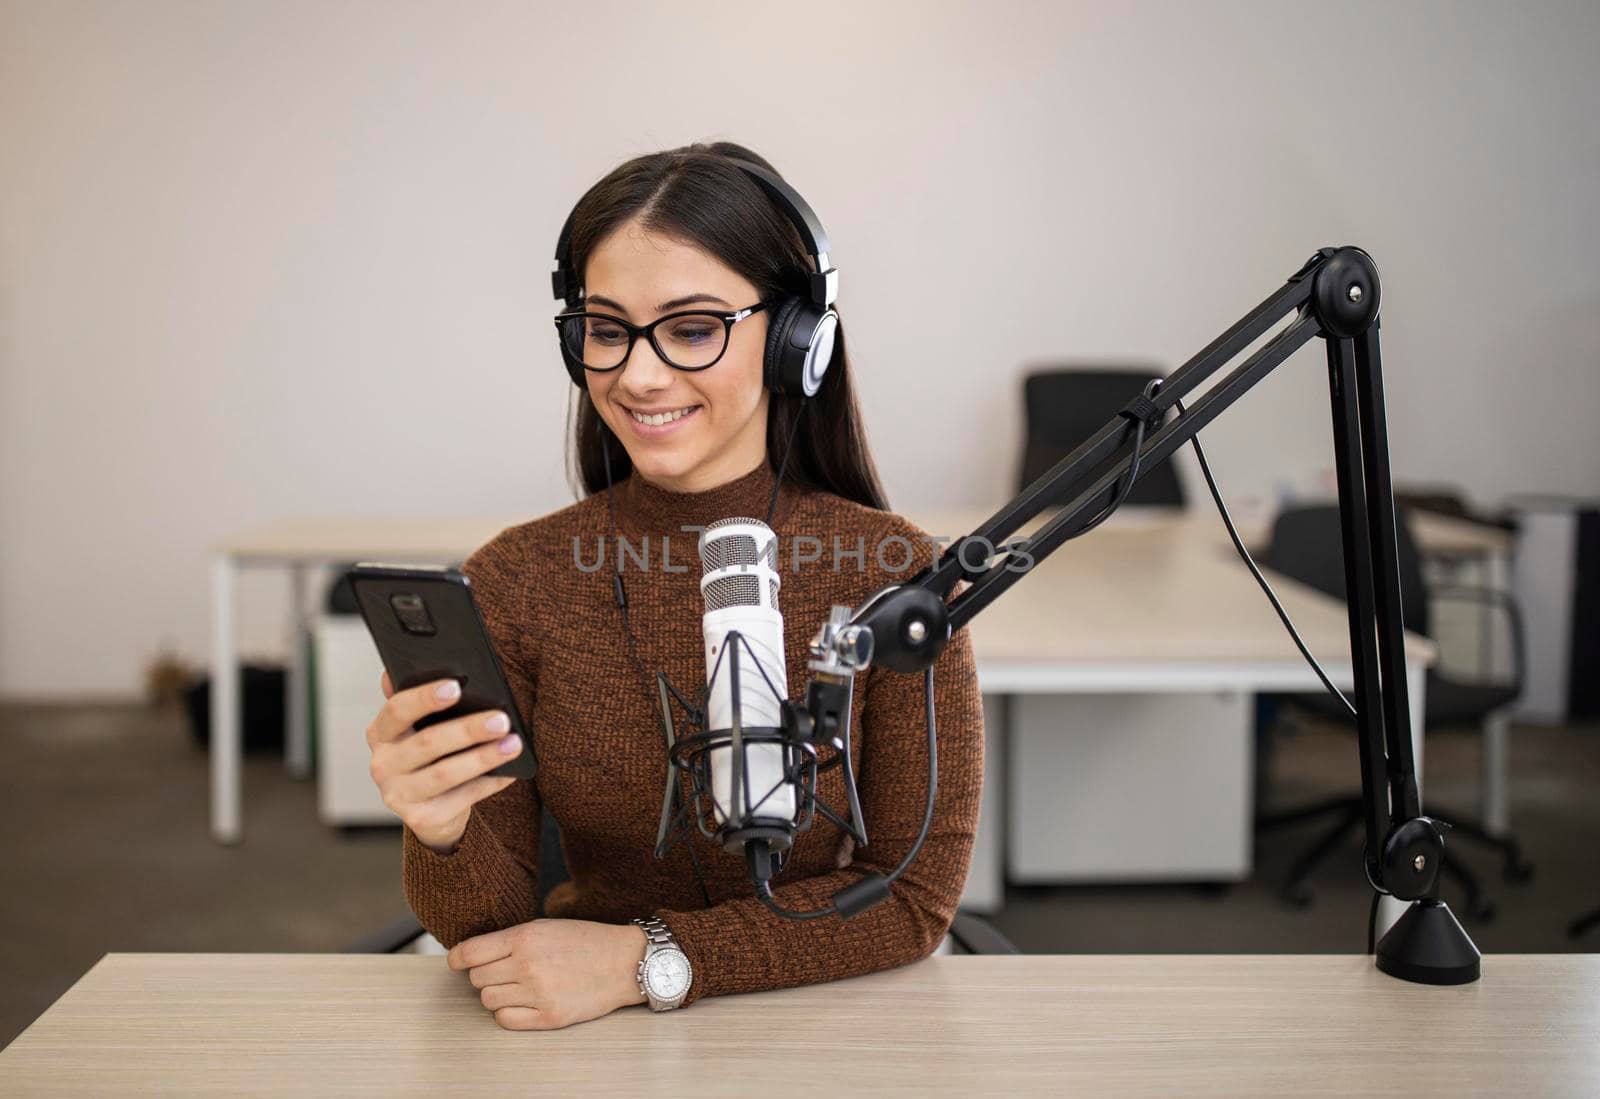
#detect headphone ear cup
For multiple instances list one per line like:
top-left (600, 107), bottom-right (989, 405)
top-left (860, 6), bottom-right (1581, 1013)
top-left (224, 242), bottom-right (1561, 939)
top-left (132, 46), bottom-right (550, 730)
top-left (764, 298), bottom-right (838, 397)
top-left (796, 305), bottom-right (838, 397)
top-left (762, 296), bottom-right (804, 395)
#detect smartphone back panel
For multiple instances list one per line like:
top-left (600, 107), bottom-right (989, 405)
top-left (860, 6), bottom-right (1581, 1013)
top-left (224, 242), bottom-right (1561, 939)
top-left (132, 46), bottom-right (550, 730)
top-left (347, 563), bottom-right (536, 780)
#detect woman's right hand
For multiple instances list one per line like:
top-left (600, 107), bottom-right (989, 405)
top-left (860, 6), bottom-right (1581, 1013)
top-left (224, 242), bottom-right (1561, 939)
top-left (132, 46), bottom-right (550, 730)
top-left (367, 671), bottom-right (523, 855)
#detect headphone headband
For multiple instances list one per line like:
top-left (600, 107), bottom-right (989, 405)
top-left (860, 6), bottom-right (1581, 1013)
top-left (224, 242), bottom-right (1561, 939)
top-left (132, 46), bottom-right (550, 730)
top-left (551, 159), bottom-right (838, 310)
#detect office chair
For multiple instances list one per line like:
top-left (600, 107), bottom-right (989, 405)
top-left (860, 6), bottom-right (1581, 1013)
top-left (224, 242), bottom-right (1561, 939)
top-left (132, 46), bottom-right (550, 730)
top-left (1018, 367), bottom-right (1186, 507)
top-left (346, 808), bottom-right (1020, 956)
top-left (1254, 504), bottom-right (1533, 920)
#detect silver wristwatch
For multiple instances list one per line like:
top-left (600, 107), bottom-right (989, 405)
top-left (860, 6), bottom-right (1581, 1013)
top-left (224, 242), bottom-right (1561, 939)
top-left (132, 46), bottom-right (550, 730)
top-left (631, 917), bottom-right (692, 1011)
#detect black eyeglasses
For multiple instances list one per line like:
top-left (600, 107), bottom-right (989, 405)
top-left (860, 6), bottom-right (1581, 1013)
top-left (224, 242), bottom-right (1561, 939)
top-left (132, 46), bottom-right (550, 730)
top-left (554, 300), bottom-right (773, 373)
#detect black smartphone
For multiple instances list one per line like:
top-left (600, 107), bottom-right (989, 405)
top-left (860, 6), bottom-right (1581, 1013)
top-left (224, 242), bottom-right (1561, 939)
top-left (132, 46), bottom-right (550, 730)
top-left (346, 563), bottom-right (536, 780)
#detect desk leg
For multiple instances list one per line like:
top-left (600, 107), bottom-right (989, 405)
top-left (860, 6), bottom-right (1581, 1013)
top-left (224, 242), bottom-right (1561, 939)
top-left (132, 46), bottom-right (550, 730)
top-left (1486, 549), bottom-right (1511, 680)
top-left (1481, 711), bottom-right (1509, 836)
top-left (960, 693), bottom-right (1008, 914)
top-left (1477, 546), bottom-right (1512, 833)
top-left (286, 564), bottom-right (311, 780)
top-left (1377, 665), bottom-right (1428, 936)
top-left (210, 555), bottom-right (241, 844)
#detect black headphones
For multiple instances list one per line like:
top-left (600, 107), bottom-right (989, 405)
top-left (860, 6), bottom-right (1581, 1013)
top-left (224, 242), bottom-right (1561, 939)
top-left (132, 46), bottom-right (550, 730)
top-left (551, 160), bottom-right (840, 398)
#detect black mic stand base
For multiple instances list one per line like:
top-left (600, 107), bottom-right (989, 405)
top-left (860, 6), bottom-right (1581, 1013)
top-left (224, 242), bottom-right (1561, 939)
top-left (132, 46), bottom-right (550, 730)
top-left (1375, 898), bottom-right (1482, 985)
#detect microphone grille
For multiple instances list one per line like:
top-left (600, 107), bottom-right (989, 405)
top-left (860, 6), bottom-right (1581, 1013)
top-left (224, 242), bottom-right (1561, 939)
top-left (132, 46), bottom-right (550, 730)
top-left (699, 517), bottom-right (781, 613)
top-left (700, 517), bottom-right (778, 570)
top-left (703, 533), bottom-right (761, 570)
top-left (704, 572), bottom-right (763, 611)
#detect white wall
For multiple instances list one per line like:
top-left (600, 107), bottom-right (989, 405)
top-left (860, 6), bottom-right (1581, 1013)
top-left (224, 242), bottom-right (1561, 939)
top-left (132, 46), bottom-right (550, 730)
top-left (2, 0), bottom-right (1596, 698)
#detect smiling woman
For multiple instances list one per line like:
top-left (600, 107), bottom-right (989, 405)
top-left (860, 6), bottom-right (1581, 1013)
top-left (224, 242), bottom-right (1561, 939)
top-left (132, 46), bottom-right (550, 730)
top-left (380, 142), bottom-right (985, 1031)
top-left (559, 144), bottom-right (880, 505)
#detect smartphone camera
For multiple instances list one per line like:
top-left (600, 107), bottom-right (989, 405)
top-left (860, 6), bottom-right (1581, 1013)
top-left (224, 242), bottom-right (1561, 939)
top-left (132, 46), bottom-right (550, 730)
top-left (389, 592), bottom-right (437, 636)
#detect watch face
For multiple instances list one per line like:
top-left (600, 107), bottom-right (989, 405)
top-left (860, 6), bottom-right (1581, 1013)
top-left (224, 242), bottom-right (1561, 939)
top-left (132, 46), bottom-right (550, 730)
top-left (644, 949), bottom-right (692, 1001)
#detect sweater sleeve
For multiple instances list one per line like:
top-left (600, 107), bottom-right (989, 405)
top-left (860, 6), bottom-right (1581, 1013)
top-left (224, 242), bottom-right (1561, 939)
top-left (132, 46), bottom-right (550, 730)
top-left (652, 611), bottom-right (985, 1006)
top-left (400, 534), bottom-right (544, 948)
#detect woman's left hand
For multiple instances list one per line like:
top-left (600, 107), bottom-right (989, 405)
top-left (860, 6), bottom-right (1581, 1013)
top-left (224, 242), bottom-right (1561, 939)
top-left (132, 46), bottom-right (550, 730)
top-left (448, 918), bottom-right (647, 1030)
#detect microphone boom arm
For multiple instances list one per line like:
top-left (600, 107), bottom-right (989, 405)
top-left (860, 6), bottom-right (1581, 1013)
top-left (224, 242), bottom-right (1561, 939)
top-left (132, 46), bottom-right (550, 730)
top-left (807, 246), bottom-right (1482, 985)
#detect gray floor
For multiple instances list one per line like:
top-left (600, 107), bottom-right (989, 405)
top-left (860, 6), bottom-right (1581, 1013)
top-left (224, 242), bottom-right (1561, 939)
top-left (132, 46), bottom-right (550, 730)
top-left (2, 700), bottom-right (1596, 1049)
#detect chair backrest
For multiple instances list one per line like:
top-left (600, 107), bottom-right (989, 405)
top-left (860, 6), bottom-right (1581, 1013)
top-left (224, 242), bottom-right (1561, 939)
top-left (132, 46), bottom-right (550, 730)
top-left (1261, 503), bottom-right (1430, 637)
top-left (1019, 367), bottom-right (1185, 507)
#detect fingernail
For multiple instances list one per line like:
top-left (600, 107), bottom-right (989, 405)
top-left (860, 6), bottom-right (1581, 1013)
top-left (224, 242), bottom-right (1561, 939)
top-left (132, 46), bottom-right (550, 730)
top-left (485, 712), bottom-right (509, 734)
top-left (436, 680), bottom-right (460, 701)
top-left (497, 734), bottom-right (521, 755)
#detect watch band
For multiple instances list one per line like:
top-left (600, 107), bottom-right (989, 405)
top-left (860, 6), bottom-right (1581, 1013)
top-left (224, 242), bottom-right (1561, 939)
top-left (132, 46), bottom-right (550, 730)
top-left (635, 916), bottom-right (675, 946)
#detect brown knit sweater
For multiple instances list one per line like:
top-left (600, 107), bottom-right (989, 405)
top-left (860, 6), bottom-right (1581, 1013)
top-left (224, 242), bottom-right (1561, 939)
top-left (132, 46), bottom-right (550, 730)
top-left (400, 459), bottom-right (985, 1007)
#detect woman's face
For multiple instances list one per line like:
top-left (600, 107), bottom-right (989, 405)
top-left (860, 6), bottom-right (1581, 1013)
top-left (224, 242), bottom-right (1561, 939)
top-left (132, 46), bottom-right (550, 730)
top-left (581, 217), bottom-right (770, 494)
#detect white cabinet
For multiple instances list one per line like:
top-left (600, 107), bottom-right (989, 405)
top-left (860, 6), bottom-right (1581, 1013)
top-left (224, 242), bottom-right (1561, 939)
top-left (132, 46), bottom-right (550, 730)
top-left (314, 614), bottom-right (399, 826)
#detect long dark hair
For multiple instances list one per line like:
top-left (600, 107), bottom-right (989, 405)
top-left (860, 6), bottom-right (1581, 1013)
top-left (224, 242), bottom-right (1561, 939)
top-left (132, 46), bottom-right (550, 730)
top-left (561, 141), bottom-right (889, 512)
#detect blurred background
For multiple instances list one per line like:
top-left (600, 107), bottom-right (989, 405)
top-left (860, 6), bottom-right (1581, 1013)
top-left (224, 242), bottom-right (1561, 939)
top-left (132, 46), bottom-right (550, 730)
top-left (2, 0), bottom-right (1596, 1049)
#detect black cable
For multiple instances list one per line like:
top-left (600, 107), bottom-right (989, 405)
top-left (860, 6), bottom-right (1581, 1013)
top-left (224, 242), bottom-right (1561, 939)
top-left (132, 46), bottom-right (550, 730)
top-left (1169, 393), bottom-right (1382, 937)
top-left (753, 664), bottom-right (939, 920)
top-left (766, 400), bottom-right (805, 528)
top-left (1172, 397), bottom-right (1358, 721)
top-left (601, 426), bottom-right (715, 909)
top-left (753, 877), bottom-right (837, 920)
top-left (890, 666), bottom-right (939, 883)
top-left (1066, 414), bottom-right (1148, 540)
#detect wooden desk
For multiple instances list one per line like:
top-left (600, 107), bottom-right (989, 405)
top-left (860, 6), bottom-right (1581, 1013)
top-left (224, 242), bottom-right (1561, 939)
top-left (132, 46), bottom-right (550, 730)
top-left (3, 954), bottom-right (1595, 1096)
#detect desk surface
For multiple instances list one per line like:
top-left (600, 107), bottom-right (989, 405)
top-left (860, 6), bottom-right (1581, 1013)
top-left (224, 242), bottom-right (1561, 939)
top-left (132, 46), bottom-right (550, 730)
top-left (1402, 510), bottom-right (1515, 556)
top-left (3, 954), bottom-right (1594, 1096)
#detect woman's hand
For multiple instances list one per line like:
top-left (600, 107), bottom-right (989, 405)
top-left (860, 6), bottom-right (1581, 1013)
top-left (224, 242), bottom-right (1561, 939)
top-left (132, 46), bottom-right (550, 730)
top-left (448, 919), bottom-right (650, 1031)
top-left (366, 670), bottom-right (523, 854)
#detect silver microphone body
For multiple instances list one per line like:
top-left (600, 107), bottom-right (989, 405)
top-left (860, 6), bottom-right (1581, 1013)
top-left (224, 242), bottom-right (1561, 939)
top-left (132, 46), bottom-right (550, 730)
top-left (699, 517), bottom-right (797, 844)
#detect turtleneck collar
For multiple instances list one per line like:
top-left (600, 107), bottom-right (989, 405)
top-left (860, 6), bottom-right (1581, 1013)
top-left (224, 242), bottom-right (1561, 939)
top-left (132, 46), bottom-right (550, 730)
top-left (614, 459), bottom-right (798, 534)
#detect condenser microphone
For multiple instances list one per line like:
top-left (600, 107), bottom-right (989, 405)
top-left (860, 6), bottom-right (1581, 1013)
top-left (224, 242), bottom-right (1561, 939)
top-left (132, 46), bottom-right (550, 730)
top-left (699, 517), bottom-right (798, 853)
